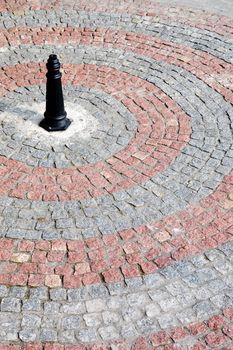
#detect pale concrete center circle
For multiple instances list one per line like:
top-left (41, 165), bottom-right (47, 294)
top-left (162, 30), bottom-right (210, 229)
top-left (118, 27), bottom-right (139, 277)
top-left (1, 101), bottom-right (99, 143)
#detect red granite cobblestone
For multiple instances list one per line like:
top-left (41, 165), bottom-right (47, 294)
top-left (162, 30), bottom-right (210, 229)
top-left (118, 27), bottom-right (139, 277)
top-left (224, 308), bottom-right (233, 321)
top-left (208, 315), bottom-right (225, 330)
top-left (0, 170), bottom-right (232, 288)
top-left (0, 1), bottom-right (233, 39)
top-left (0, 25), bottom-right (232, 200)
top-left (0, 1), bottom-right (232, 348)
top-left (0, 61), bottom-right (190, 201)
top-left (1, 27), bottom-right (233, 101)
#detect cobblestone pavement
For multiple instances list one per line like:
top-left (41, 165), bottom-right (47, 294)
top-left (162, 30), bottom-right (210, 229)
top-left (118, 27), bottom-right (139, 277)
top-left (0, 0), bottom-right (233, 349)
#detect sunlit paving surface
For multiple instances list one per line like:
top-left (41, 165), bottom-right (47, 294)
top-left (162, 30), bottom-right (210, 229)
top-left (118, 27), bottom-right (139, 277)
top-left (0, 0), bottom-right (233, 348)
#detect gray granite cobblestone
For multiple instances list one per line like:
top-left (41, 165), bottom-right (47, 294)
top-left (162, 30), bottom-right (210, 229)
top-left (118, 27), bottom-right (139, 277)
top-left (22, 299), bottom-right (42, 312)
top-left (0, 243), bottom-right (232, 343)
top-left (50, 288), bottom-right (67, 301)
top-left (19, 329), bottom-right (38, 342)
top-left (2, 10), bottom-right (232, 62)
top-left (1, 297), bottom-right (21, 312)
top-left (0, 4), bottom-right (233, 345)
top-left (0, 85), bottom-right (137, 168)
top-left (2, 45), bottom-right (232, 237)
top-left (0, 286), bottom-right (8, 298)
top-left (9, 287), bottom-right (27, 299)
top-left (40, 329), bottom-right (58, 342)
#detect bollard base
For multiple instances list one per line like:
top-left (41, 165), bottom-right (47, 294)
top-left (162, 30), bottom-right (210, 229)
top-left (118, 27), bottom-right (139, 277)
top-left (39, 116), bottom-right (71, 132)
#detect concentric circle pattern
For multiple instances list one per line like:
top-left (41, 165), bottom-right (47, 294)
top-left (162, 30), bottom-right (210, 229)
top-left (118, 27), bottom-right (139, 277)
top-left (0, 0), bottom-right (233, 349)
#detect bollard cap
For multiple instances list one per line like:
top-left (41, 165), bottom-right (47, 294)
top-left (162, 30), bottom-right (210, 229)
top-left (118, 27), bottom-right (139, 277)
top-left (46, 54), bottom-right (61, 79)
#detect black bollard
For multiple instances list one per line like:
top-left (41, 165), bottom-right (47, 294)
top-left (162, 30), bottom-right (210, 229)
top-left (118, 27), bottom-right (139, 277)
top-left (40, 54), bottom-right (71, 131)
